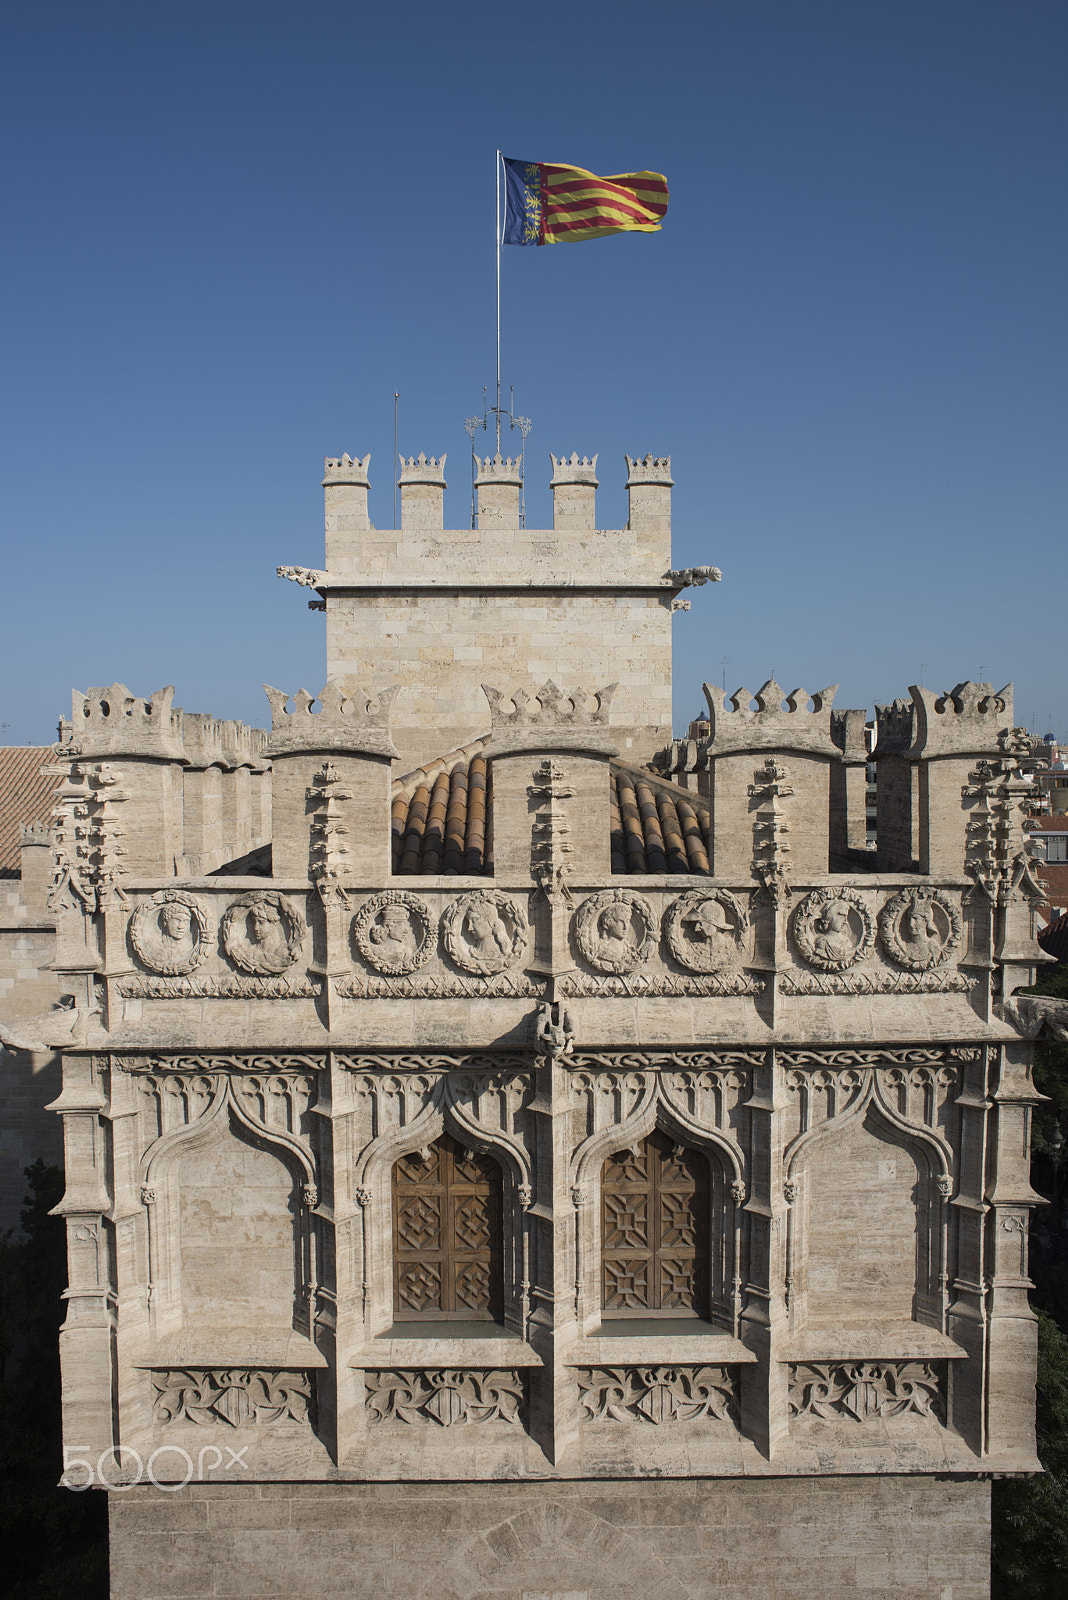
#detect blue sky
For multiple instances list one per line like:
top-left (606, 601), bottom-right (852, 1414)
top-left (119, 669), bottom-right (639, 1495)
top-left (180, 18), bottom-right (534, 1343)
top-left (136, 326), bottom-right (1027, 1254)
top-left (1, 1), bottom-right (1065, 744)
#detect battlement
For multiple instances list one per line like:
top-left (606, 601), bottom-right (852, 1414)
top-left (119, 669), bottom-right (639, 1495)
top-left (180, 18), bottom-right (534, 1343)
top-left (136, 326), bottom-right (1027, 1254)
top-left (703, 678), bottom-right (839, 756)
top-left (18, 820), bottom-right (50, 847)
top-left (264, 682), bottom-right (399, 758)
top-left (72, 683), bottom-right (187, 761)
top-left (625, 453), bottom-right (673, 485)
top-left (397, 452), bottom-right (447, 484)
top-left (322, 452), bottom-right (370, 486)
top-left (482, 679), bottom-right (619, 757)
top-left (550, 452), bottom-right (599, 485)
top-left (910, 681), bottom-right (1015, 757)
top-left (475, 452), bottom-right (523, 484)
top-left (875, 697), bottom-right (915, 755)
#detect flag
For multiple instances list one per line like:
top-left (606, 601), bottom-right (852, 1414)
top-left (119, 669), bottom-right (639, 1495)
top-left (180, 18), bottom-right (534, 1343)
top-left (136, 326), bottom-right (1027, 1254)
top-left (503, 158), bottom-right (668, 246)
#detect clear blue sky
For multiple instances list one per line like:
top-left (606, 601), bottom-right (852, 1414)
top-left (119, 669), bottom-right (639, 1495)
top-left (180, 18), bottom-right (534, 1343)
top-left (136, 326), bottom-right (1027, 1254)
top-left (1, 1), bottom-right (1064, 745)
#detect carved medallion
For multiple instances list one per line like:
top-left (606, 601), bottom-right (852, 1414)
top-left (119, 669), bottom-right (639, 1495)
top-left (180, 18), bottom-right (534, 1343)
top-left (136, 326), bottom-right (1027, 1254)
top-left (664, 890), bottom-right (749, 973)
top-left (352, 890), bottom-right (434, 975)
top-left (220, 891), bottom-right (306, 975)
top-left (573, 890), bottom-right (656, 975)
top-left (792, 889), bottom-right (874, 972)
top-left (878, 888), bottom-right (961, 971)
top-left (441, 890), bottom-right (528, 975)
top-left (129, 890), bottom-right (214, 976)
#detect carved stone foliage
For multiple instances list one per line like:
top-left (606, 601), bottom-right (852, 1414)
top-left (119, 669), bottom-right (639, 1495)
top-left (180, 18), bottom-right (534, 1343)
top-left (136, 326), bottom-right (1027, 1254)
top-left (441, 890), bottom-right (529, 975)
top-left (221, 892), bottom-right (306, 975)
top-left (788, 1362), bottom-right (945, 1423)
top-left (560, 969), bottom-right (764, 998)
top-left (129, 890), bottom-right (214, 976)
top-left (878, 888), bottom-right (961, 971)
top-left (780, 968), bottom-right (972, 997)
top-left (792, 889), bottom-right (873, 972)
top-left (365, 1369), bottom-right (523, 1427)
top-left (576, 1366), bottom-right (739, 1425)
top-left (352, 890), bottom-right (434, 976)
top-left (152, 1369), bottom-right (313, 1428)
top-left (573, 890), bottom-right (657, 975)
top-left (337, 970), bottom-right (544, 1000)
top-left (664, 890), bottom-right (749, 973)
top-left (118, 973), bottom-right (320, 999)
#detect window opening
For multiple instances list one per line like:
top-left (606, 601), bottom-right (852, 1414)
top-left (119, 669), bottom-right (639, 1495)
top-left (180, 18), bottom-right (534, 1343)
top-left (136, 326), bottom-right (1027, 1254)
top-left (392, 1132), bottom-right (503, 1321)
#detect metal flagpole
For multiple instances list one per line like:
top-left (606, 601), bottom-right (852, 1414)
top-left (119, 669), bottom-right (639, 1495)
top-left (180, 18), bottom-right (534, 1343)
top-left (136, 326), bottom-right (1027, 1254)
top-left (496, 149), bottom-right (502, 451)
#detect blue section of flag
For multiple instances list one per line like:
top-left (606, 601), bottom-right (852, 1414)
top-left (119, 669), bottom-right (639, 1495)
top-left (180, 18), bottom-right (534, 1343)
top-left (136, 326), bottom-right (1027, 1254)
top-left (503, 158), bottom-right (541, 246)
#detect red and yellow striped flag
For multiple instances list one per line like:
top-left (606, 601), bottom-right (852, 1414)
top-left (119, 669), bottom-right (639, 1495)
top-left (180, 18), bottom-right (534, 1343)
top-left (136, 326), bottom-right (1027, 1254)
top-left (503, 159), bottom-right (668, 245)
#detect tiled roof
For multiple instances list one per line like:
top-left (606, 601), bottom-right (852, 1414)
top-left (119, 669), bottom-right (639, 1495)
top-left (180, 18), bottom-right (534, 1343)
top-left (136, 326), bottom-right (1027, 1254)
top-left (611, 764), bottom-right (710, 874)
top-left (389, 745), bottom-right (710, 876)
top-left (0, 747), bottom-right (60, 878)
top-left (1038, 910), bottom-right (1068, 964)
top-left (391, 742), bottom-right (491, 875)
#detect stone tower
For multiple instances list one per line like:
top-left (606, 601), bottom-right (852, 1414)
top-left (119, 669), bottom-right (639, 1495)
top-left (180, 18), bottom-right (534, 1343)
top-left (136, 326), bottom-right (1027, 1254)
top-left (1, 437), bottom-right (1058, 1600)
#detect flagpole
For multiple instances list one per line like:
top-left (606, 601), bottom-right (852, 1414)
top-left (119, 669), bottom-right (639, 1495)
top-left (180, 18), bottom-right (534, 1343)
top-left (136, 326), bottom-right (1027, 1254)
top-left (496, 148), bottom-right (502, 452)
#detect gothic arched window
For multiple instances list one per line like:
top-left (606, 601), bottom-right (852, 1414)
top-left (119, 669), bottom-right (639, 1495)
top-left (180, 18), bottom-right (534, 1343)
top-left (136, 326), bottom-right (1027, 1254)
top-left (392, 1133), bottom-right (503, 1321)
top-left (601, 1130), bottom-right (710, 1317)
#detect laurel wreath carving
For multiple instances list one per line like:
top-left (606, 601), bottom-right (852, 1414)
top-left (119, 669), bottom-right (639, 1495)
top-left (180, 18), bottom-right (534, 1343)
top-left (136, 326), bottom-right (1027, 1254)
top-left (129, 890), bottom-right (215, 976)
top-left (664, 889), bottom-right (749, 973)
top-left (352, 890), bottom-right (434, 976)
top-left (441, 890), bottom-right (529, 975)
top-left (792, 888), bottom-right (874, 972)
top-left (573, 889), bottom-right (657, 975)
top-left (878, 887), bottom-right (961, 971)
top-left (220, 891), bottom-right (306, 975)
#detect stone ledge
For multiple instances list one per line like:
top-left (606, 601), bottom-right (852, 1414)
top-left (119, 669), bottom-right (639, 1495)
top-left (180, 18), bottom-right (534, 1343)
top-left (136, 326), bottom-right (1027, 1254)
top-left (133, 1329), bottom-right (328, 1368)
top-left (782, 1321), bottom-right (968, 1362)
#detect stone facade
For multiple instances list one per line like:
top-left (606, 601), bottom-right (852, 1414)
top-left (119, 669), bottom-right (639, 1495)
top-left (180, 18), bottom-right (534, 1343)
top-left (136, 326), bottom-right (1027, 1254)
top-left (0, 443), bottom-right (1059, 1599)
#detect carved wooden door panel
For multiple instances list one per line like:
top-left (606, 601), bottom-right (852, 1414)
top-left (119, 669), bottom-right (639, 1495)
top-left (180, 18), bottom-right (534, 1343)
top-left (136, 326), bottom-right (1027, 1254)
top-left (601, 1129), bottom-right (709, 1316)
top-left (392, 1132), bottom-right (503, 1320)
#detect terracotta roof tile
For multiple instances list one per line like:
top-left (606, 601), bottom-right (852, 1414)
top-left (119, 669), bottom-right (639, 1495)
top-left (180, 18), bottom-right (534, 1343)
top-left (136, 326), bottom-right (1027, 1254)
top-left (0, 747), bottom-right (61, 877)
top-left (389, 746), bottom-right (709, 877)
top-left (392, 743), bottom-right (491, 875)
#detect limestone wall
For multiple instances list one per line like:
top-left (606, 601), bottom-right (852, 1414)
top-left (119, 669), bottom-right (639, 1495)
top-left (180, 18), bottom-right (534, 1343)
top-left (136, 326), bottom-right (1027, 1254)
top-left (108, 1475), bottom-right (991, 1600)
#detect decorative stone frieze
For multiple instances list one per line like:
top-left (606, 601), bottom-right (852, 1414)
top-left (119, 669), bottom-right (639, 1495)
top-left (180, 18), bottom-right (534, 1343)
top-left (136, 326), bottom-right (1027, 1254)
top-left (780, 968), bottom-right (972, 996)
top-left (878, 887), bottom-right (962, 971)
top-left (441, 890), bottom-right (529, 975)
top-left (152, 1369), bottom-right (313, 1428)
top-left (573, 889), bottom-right (656, 975)
top-left (129, 890), bottom-right (214, 976)
top-left (664, 889), bottom-right (749, 973)
top-left (117, 973), bottom-right (320, 999)
top-left (788, 1361), bottom-right (945, 1423)
top-left (221, 892), bottom-right (306, 975)
top-left (576, 1366), bottom-right (739, 1425)
top-left (365, 1369), bottom-right (523, 1427)
top-left (337, 970), bottom-right (544, 1000)
top-left (792, 888), bottom-right (873, 972)
top-left (352, 890), bottom-right (434, 976)
top-left (560, 969), bottom-right (764, 998)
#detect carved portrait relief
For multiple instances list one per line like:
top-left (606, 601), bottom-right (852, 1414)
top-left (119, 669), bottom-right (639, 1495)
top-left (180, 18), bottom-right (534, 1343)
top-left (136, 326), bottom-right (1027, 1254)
top-left (573, 890), bottom-right (656, 975)
top-left (441, 890), bottom-right (528, 975)
top-left (664, 890), bottom-right (749, 973)
top-left (352, 891), bottom-right (434, 975)
top-left (221, 892), bottom-right (306, 975)
top-left (129, 890), bottom-right (214, 976)
top-left (793, 889), bottom-right (874, 972)
top-left (878, 888), bottom-right (961, 971)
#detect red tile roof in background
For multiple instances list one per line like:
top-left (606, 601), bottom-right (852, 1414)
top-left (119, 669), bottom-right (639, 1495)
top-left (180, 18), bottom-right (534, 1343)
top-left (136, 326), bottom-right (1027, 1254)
top-left (0, 747), bottom-right (60, 876)
top-left (1038, 910), bottom-right (1068, 964)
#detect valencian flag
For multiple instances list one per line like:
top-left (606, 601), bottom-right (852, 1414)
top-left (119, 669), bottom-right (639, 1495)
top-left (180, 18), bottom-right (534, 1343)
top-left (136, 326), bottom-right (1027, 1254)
top-left (503, 158), bottom-right (668, 245)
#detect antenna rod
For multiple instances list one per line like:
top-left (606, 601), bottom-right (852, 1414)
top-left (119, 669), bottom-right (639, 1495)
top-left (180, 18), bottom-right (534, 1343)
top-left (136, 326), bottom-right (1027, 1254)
top-left (393, 391), bottom-right (400, 530)
top-left (496, 149), bottom-right (502, 452)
